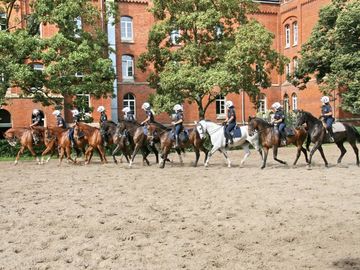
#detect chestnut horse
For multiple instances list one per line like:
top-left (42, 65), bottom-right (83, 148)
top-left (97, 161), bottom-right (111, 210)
top-left (41, 126), bottom-right (86, 165)
top-left (147, 123), bottom-right (209, 168)
top-left (4, 126), bottom-right (45, 165)
top-left (74, 122), bottom-right (107, 164)
top-left (248, 116), bottom-right (308, 169)
top-left (296, 110), bottom-right (360, 167)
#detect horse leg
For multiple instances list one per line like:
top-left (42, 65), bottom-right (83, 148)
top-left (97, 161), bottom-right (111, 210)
top-left (336, 141), bottom-right (347, 164)
top-left (175, 148), bottom-right (183, 165)
top-left (150, 144), bottom-right (159, 164)
top-left (59, 147), bottom-right (65, 165)
top-left (193, 148), bottom-right (200, 167)
top-left (261, 147), bottom-right (269, 169)
top-left (27, 145), bottom-right (40, 164)
top-left (293, 144), bottom-right (302, 166)
top-left (140, 146), bottom-right (151, 166)
top-left (112, 144), bottom-right (121, 164)
top-left (349, 141), bottom-right (359, 166)
top-left (240, 144), bottom-right (251, 166)
top-left (204, 146), bottom-right (220, 167)
top-left (129, 144), bottom-right (141, 168)
top-left (65, 146), bottom-right (76, 164)
top-left (97, 145), bottom-right (107, 164)
top-left (14, 146), bottom-right (25, 165)
top-left (317, 145), bottom-right (329, 167)
top-left (219, 149), bottom-right (231, 167)
top-left (273, 145), bottom-right (287, 165)
top-left (84, 146), bottom-right (93, 165)
top-left (159, 146), bottom-right (170, 169)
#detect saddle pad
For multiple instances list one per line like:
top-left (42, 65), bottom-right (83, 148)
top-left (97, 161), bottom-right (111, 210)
top-left (284, 127), bottom-right (295, 136)
top-left (230, 126), bottom-right (242, 138)
top-left (332, 122), bottom-right (346, 133)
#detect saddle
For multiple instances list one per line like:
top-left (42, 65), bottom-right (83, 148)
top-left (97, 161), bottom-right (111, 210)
top-left (284, 127), bottom-right (295, 137)
top-left (224, 125), bottom-right (242, 139)
top-left (332, 122), bottom-right (346, 133)
top-left (169, 129), bottom-right (189, 143)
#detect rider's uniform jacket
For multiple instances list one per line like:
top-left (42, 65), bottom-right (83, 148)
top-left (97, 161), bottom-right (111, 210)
top-left (175, 111), bottom-right (184, 127)
top-left (32, 114), bottom-right (42, 126)
top-left (321, 104), bottom-right (333, 119)
top-left (227, 107), bottom-right (236, 123)
top-left (57, 116), bottom-right (67, 128)
top-left (125, 113), bottom-right (135, 122)
top-left (146, 109), bottom-right (154, 123)
top-left (100, 112), bottom-right (108, 124)
top-left (274, 109), bottom-right (285, 123)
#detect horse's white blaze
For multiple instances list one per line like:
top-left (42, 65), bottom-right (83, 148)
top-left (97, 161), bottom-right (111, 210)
top-left (197, 120), bottom-right (259, 167)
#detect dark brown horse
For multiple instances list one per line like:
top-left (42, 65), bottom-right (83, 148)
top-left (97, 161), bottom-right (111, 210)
top-left (116, 120), bottom-right (162, 167)
top-left (74, 122), bottom-right (107, 164)
top-left (42, 126), bottom-right (86, 165)
top-left (296, 110), bottom-right (360, 167)
top-left (146, 123), bottom-right (209, 168)
top-left (248, 116), bottom-right (308, 169)
top-left (4, 126), bottom-right (45, 165)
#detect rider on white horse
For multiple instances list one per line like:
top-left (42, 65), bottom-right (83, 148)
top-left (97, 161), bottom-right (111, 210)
top-left (224, 100), bottom-right (236, 147)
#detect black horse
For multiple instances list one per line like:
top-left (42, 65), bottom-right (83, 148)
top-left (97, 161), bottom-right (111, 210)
top-left (296, 110), bottom-right (360, 167)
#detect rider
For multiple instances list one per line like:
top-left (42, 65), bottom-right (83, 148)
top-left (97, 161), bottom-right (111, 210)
top-left (224, 100), bottom-right (236, 147)
top-left (140, 102), bottom-right (155, 125)
top-left (320, 96), bottom-right (335, 142)
top-left (122, 107), bottom-right (136, 122)
top-left (30, 109), bottom-right (43, 144)
top-left (69, 109), bottom-right (80, 148)
top-left (271, 102), bottom-right (286, 146)
top-left (97, 105), bottom-right (109, 146)
top-left (172, 104), bottom-right (184, 148)
top-left (52, 110), bottom-right (67, 129)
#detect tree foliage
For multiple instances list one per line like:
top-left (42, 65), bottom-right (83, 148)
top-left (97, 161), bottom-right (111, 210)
top-left (0, 0), bottom-right (115, 107)
top-left (292, 0), bottom-right (360, 114)
top-left (138, 0), bottom-right (286, 118)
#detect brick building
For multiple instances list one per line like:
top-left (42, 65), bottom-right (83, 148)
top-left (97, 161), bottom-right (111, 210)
top-left (1, 0), bottom-right (358, 135)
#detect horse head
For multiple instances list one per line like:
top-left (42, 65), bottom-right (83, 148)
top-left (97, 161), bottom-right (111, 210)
top-left (295, 110), bottom-right (307, 127)
top-left (74, 122), bottom-right (86, 140)
top-left (196, 120), bottom-right (207, 139)
top-left (247, 117), bottom-right (259, 136)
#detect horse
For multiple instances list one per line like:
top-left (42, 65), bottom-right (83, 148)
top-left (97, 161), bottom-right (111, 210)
top-left (116, 120), bottom-right (163, 167)
top-left (41, 126), bottom-right (86, 165)
top-left (4, 126), bottom-right (45, 165)
top-left (196, 120), bottom-right (260, 168)
top-left (296, 110), bottom-right (360, 167)
top-left (101, 120), bottom-right (132, 164)
top-left (248, 116), bottom-right (308, 169)
top-left (146, 123), bottom-right (209, 168)
top-left (73, 122), bottom-right (107, 164)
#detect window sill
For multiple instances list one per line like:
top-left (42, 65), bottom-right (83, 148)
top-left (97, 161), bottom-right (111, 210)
top-left (121, 40), bottom-right (134, 44)
top-left (285, 45), bottom-right (290, 49)
top-left (293, 43), bottom-right (298, 47)
top-left (216, 115), bottom-right (226, 120)
top-left (122, 78), bottom-right (135, 83)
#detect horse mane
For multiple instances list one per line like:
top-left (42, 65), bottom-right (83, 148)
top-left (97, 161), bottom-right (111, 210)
top-left (152, 121), bottom-right (171, 131)
top-left (77, 122), bottom-right (97, 131)
top-left (253, 117), bottom-right (273, 128)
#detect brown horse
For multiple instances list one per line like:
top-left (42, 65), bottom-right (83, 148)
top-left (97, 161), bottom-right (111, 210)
top-left (248, 116), bottom-right (308, 169)
top-left (4, 126), bottom-right (45, 165)
top-left (41, 126), bottom-right (86, 165)
top-left (147, 123), bottom-right (208, 168)
top-left (74, 122), bottom-right (107, 164)
top-left (116, 120), bottom-right (162, 167)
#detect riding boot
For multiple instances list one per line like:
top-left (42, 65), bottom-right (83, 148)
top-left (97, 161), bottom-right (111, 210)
top-left (103, 135), bottom-right (108, 147)
top-left (225, 135), bottom-right (229, 148)
top-left (175, 135), bottom-right (179, 148)
top-left (327, 127), bottom-right (335, 143)
top-left (229, 136), bottom-right (234, 145)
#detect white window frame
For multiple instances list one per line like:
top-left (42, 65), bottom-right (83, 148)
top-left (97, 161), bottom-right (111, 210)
top-left (293, 21), bottom-right (298, 46)
top-left (286, 63), bottom-right (291, 79)
top-left (293, 57), bottom-right (298, 72)
top-left (33, 64), bottom-right (44, 71)
top-left (121, 16), bottom-right (133, 42)
top-left (122, 55), bottom-right (134, 80)
top-left (0, 13), bottom-right (6, 31)
top-left (283, 94), bottom-right (289, 114)
top-left (292, 93), bottom-right (298, 111)
top-left (285, 24), bottom-right (290, 48)
top-left (215, 95), bottom-right (226, 118)
top-left (258, 95), bottom-right (267, 113)
top-left (170, 30), bottom-right (181, 45)
top-left (74, 17), bottom-right (82, 38)
top-left (123, 93), bottom-right (136, 118)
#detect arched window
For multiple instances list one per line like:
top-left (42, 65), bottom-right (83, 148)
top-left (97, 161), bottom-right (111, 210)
top-left (285, 24), bottom-right (290, 48)
top-left (258, 94), bottom-right (267, 113)
top-left (215, 95), bottom-right (225, 116)
top-left (122, 55), bottom-right (134, 80)
top-left (123, 93), bottom-right (136, 117)
top-left (283, 94), bottom-right (289, 114)
top-left (293, 21), bottom-right (298, 46)
top-left (121, 16), bottom-right (133, 41)
top-left (292, 93), bottom-right (298, 111)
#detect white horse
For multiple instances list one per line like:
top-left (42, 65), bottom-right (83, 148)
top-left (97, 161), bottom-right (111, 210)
top-left (196, 120), bottom-right (260, 167)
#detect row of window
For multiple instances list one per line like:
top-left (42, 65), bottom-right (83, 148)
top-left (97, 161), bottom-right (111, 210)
top-left (285, 21), bottom-right (298, 48)
top-left (258, 93), bottom-right (298, 114)
top-left (285, 57), bottom-right (298, 78)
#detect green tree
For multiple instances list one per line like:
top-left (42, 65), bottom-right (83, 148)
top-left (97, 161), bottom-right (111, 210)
top-left (292, 0), bottom-right (360, 114)
top-left (0, 0), bottom-right (115, 106)
top-left (138, 0), bottom-right (286, 118)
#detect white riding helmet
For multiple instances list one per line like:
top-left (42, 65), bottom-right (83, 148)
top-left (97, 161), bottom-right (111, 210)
top-left (226, 100), bottom-right (233, 108)
top-left (271, 102), bottom-right (282, 110)
top-left (142, 102), bottom-right (151, 110)
top-left (122, 107), bottom-right (131, 114)
top-left (71, 109), bottom-right (79, 116)
top-left (52, 110), bottom-right (61, 116)
top-left (32, 109), bottom-right (40, 115)
top-left (321, 96), bottom-right (330, 103)
top-left (97, 105), bottom-right (105, 113)
top-left (173, 104), bottom-right (183, 112)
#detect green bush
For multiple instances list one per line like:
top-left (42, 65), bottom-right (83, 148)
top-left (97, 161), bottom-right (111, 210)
top-left (0, 140), bottom-right (45, 157)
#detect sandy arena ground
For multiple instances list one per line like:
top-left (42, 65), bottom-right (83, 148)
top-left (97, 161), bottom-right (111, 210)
top-left (0, 144), bottom-right (359, 270)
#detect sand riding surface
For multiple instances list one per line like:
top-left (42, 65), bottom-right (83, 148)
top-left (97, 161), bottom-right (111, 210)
top-left (0, 144), bottom-right (359, 270)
